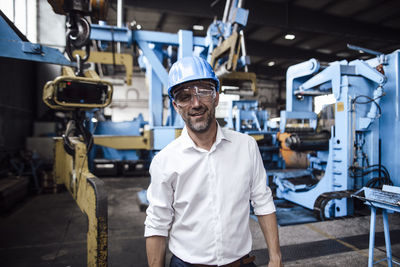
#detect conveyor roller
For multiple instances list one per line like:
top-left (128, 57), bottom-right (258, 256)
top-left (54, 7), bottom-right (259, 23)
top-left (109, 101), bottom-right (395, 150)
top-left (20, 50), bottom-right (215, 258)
top-left (285, 131), bottom-right (330, 151)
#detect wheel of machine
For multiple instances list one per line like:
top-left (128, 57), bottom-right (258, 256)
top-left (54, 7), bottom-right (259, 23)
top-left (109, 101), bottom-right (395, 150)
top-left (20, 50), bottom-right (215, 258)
top-left (313, 190), bottom-right (355, 221)
top-left (67, 17), bottom-right (91, 48)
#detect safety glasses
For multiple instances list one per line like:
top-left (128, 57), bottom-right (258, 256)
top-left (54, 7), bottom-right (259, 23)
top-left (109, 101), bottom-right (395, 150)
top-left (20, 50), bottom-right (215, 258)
top-left (173, 85), bottom-right (216, 108)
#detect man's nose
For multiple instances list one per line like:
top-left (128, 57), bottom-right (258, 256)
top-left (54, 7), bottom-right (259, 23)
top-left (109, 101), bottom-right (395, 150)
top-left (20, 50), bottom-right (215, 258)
top-left (191, 94), bottom-right (201, 106)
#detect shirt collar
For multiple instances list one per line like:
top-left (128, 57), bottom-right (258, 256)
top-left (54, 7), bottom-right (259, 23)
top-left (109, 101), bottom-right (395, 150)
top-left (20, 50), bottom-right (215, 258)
top-left (180, 122), bottom-right (231, 151)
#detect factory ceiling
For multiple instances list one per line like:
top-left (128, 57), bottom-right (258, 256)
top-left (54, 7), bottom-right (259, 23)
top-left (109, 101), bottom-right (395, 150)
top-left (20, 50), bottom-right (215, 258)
top-left (107, 0), bottom-right (400, 82)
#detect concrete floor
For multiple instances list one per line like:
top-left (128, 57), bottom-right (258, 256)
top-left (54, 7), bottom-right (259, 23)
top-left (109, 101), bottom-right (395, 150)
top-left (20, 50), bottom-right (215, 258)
top-left (1, 177), bottom-right (399, 267)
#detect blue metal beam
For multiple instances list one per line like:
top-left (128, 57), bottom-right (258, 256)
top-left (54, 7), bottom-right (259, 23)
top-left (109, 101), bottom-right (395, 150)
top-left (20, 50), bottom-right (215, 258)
top-left (136, 40), bottom-right (169, 88)
top-left (178, 30), bottom-right (193, 59)
top-left (90, 24), bottom-right (206, 48)
top-left (0, 14), bottom-right (73, 66)
top-left (0, 40), bottom-right (74, 66)
top-left (90, 24), bottom-right (133, 45)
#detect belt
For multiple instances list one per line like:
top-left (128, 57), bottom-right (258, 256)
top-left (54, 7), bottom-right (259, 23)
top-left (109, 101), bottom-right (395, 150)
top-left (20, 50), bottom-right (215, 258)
top-left (194, 255), bottom-right (256, 267)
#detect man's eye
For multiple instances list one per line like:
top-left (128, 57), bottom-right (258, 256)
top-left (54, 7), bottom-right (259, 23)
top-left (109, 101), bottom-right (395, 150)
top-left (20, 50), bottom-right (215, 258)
top-left (198, 89), bottom-right (213, 95)
top-left (177, 94), bottom-right (191, 102)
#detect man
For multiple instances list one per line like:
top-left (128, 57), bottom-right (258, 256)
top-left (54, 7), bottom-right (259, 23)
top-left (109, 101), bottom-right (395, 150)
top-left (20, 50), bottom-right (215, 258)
top-left (145, 56), bottom-right (282, 267)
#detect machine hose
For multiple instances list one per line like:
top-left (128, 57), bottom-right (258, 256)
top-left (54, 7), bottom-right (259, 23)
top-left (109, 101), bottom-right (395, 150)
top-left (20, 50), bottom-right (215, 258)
top-left (349, 164), bottom-right (393, 189)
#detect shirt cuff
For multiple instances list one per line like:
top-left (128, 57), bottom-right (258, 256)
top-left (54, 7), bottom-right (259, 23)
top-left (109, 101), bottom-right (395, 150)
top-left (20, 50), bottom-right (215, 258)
top-left (144, 226), bottom-right (169, 237)
top-left (253, 200), bottom-right (276, 216)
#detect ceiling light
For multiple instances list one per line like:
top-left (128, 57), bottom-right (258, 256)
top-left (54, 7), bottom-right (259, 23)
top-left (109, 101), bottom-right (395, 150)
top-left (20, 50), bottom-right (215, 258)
top-left (316, 48), bottom-right (332, 54)
top-left (358, 50), bottom-right (364, 54)
top-left (284, 34), bottom-right (295, 40)
top-left (193, 25), bottom-right (204, 31)
top-left (336, 52), bottom-right (350, 57)
top-left (136, 24), bottom-right (142, 30)
top-left (267, 61), bottom-right (275, 67)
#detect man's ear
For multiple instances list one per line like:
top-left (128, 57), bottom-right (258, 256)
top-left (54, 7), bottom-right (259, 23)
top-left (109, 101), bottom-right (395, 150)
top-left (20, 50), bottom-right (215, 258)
top-left (214, 91), bottom-right (220, 107)
top-left (172, 100), bottom-right (180, 113)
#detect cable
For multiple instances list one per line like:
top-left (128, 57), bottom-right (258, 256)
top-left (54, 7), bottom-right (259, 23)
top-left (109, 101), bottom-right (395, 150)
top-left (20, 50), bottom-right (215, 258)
top-left (367, 164), bottom-right (390, 179)
top-left (348, 164), bottom-right (393, 188)
top-left (351, 95), bottom-right (382, 118)
top-left (365, 177), bottom-right (393, 188)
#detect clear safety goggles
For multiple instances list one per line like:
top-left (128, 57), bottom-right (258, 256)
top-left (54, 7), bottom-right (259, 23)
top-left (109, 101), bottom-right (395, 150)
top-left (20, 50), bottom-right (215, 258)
top-left (173, 84), bottom-right (216, 107)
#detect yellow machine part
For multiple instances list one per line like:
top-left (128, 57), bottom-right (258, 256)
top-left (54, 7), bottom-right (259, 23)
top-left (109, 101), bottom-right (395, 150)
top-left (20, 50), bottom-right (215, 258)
top-left (42, 67), bottom-right (114, 111)
top-left (211, 32), bottom-right (240, 72)
top-left (250, 134), bottom-right (265, 141)
top-left (54, 138), bottom-right (108, 266)
top-left (219, 71), bottom-right (257, 94)
top-left (73, 50), bottom-right (133, 85)
top-left (277, 132), bottom-right (309, 169)
top-left (174, 129), bottom-right (183, 139)
top-left (47, 67), bottom-right (113, 267)
top-left (210, 31), bottom-right (257, 94)
top-left (93, 130), bottom-right (153, 150)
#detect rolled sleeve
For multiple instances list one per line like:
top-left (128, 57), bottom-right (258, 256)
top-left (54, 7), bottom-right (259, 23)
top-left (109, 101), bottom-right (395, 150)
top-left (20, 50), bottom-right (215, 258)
top-left (249, 138), bottom-right (276, 215)
top-left (144, 159), bottom-right (174, 237)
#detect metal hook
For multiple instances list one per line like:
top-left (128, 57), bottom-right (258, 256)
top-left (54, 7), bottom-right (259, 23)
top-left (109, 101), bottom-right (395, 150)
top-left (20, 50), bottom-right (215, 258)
top-left (75, 54), bottom-right (84, 76)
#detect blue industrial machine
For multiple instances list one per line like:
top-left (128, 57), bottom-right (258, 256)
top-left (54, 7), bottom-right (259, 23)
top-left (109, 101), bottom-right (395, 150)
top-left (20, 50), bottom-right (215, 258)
top-left (89, 113), bottom-right (151, 176)
top-left (274, 47), bottom-right (399, 220)
top-left (225, 100), bottom-right (269, 133)
top-left (94, 114), bottom-right (147, 160)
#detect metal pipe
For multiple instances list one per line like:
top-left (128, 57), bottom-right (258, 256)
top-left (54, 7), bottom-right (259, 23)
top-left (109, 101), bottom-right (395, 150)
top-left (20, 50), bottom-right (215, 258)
top-left (379, 138), bottom-right (382, 181)
top-left (396, 51), bottom-right (400, 120)
top-left (368, 207), bottom-right (376, 267)
top-left (240, 30), bottom-right (248, 72)
top-left (117, 0), bottom-right (124, 53)
top-left (347, 44), bottom-right (381, 57)
top-left (222, 0), bottom-right (232, 23)
top-left (219, 0), bottom-right (232, 46)
top-left (231, 0), bottom-right (239, 33)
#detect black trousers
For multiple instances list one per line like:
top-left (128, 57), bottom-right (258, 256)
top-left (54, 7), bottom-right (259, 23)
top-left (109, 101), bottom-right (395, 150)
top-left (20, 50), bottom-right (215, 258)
top-left (169, 255), bottom-right (257, 267)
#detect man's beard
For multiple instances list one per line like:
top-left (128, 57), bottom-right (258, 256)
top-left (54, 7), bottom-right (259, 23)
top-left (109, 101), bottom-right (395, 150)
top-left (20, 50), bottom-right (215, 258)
top-left (183, 105), bottom-right (215, 133)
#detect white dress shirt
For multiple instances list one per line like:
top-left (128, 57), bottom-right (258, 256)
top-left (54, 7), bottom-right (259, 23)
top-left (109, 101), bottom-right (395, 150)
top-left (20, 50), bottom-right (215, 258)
top-left (144, 124), bottom-right (275, 265)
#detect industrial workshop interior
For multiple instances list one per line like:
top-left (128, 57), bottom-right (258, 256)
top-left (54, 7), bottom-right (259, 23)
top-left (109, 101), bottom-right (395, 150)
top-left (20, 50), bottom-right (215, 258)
top-left (1, 0), bottom-right (400, 266)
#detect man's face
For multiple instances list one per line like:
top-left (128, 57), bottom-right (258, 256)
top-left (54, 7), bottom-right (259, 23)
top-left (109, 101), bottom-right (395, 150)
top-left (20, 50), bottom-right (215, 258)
top-left (172, 80), bottom-right (219, 134)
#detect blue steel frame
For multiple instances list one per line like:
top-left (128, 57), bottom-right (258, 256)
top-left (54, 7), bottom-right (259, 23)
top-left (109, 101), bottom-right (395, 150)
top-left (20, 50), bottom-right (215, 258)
top-left (277, 52), bottom-right (389, 218)
top-left (0, 12), bottom-right (73, 66)
top-left (368, 205), bottom-right (399, 267)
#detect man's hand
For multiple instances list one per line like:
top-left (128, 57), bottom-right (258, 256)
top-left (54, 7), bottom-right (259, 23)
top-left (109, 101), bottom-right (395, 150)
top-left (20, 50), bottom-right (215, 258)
top-left (146, 235), bottom-right (166, 267)
top-left (257, 213), bottom-right (283, 267)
